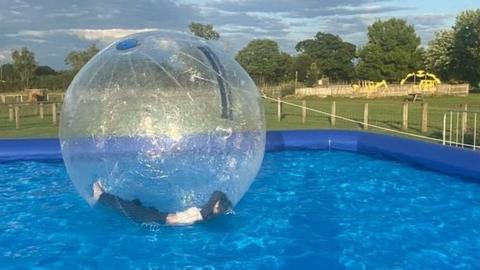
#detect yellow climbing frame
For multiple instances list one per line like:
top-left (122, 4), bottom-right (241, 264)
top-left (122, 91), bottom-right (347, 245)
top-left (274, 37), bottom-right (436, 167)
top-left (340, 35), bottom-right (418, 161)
top-left (352, 80), bottom-right (389, 92)
top-left (400, 70), bottom-right (441, 91)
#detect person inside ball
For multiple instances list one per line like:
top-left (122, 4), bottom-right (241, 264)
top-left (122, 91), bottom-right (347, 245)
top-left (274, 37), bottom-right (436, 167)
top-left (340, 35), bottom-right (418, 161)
top-left (91, 181), bottom-right (233, 225)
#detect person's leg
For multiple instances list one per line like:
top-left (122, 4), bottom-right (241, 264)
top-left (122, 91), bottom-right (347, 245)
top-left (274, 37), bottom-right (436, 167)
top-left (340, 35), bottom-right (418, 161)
top-left (93, 182), bottom-right (168, 223)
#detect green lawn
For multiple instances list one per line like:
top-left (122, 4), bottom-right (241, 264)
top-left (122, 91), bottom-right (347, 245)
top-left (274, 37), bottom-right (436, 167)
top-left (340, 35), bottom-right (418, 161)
top-left (1, 94), bottom-right (479, 143)
top-left (265, 94), bottom-right (480, 140)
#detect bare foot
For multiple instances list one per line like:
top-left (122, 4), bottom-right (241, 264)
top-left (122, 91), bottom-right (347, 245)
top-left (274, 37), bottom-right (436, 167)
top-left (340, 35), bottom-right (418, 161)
top-left (92, 181), bottom-right (105, 202)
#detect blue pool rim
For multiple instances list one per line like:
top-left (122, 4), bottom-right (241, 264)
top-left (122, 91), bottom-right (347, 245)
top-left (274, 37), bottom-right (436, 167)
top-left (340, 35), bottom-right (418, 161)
top-left (1, 130), bottom-right (479, 181)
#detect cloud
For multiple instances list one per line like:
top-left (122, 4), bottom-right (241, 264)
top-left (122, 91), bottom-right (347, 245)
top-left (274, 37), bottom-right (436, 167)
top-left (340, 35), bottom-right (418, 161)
top-left (207, 0), bottom-right (407, 18)
top-left (0, 0), bottom-right (470, 69)
top-left (0, 49), bottom-right (11, 63)
top-left (8, 28), bottom-right (160, 43)
top-left (69, 29), bottom-right (160, 42)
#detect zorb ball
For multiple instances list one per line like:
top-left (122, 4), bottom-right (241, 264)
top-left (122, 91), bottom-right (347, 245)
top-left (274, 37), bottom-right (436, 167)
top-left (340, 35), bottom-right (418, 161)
top-left (59, 31), bottom-right (265, 213)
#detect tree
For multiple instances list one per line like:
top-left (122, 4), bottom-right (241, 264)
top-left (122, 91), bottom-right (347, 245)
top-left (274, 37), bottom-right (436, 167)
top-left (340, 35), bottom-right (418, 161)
top-left (306, 62), bottom-right (321, 86)
top-left (0, 63), bottom-right (23, 91)
top-left (235, 39), bottom-right (292, 84)
top-left (11, 47), bottom-right (37, 89)
top-left (295, 32), bottom-right (356, 82)
top-left (189, 22), bottom-right (220, 40)
top-left (291, 54), bottom-right (311, 83)
top-left (35, 66), bottom-right (57, 76)
top-left (65, 44), bottom-right (99, 72)
top-left (356, 19), bottom-right (422, 82)
top-left (31, 70), bottom-right (74, 91)
top-left (452, 9), bottom-right (480, 87)
top-left (425, 30), bottom-right (455, 81)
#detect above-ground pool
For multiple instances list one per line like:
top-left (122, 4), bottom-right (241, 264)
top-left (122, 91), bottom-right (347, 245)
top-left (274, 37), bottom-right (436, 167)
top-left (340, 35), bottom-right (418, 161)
top-left (1, 130), bottom-right (480, 269)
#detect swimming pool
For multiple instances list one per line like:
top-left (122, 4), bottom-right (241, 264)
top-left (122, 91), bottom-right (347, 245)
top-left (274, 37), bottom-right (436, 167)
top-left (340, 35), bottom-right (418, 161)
top-left (0, 130), bottom-right (480, 269)
top-left (1, 131), bottom-right (480, 269)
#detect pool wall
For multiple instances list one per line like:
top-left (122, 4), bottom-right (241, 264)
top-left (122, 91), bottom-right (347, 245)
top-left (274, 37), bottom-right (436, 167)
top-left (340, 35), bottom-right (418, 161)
top-left (1, 130), bottom-right (479, 180)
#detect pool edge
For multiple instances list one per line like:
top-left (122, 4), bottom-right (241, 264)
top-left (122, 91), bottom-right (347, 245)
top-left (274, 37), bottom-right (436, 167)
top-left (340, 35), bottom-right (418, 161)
top-left (1, 130), bottom-right (479, 180)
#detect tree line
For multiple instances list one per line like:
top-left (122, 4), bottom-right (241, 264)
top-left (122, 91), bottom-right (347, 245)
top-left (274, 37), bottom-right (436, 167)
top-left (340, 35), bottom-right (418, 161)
top-left (236, 9), bottom-right (480, 88)
top-left (0, 44), bottom-right (99, 92)
top-left (0, 23), bottom-right (219, 92)
top-left (1, 10), bottom-right (479, 93)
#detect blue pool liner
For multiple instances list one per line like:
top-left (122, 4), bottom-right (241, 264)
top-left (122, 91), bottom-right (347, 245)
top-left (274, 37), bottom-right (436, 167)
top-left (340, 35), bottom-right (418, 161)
top-left (1, 130), bottom-right (479, 180)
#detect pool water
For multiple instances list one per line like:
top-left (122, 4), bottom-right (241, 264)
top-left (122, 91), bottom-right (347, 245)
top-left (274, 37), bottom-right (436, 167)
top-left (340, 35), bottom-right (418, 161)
top-left (1, 150), bottom-right (480, 269)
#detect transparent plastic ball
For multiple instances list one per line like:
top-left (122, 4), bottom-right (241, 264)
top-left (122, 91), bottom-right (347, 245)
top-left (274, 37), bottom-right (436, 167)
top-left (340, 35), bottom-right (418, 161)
top-left (59, 31), bottom-right (265, 213)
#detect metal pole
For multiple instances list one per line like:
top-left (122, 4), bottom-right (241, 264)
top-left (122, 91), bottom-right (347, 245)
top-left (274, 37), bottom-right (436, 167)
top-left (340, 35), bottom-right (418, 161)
top-left (442, 113), bottom-right (447, 145)
top-left (474, 113), bottom-right (477, 150)
top-left (461, 113), bottom-right (465, 148)
top-left (449, 111), bottom-right (453, 146)
top-left (456, 112), bottom-right (459, 146)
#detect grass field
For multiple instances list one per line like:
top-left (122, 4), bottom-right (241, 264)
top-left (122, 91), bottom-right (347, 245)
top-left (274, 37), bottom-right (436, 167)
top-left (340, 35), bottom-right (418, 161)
top-left (1, 94), bottom-right (479, 143)
top-left (265, 94), bottom-right (480, 140)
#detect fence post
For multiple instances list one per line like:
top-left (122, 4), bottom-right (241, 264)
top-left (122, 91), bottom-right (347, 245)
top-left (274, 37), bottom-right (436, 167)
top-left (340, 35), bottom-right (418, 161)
top-left (462, 104), bottom-right (468, 134)
top-left (421, 102), bottom-right (428, 133)
top-left (402, 102), bottom-right (409, 130)
top-left (52, 103), bottom-right (57, 125)
top-left (363, 103), bottom-right (369, 130)
top-left (14, 105), bottom-right (20, 129)
top-left (8, 105), bottom-right (13, 121)
top-left (39, 102), bottom-right (44, 119)
top-left (277, 97), bottom-right (282, 122)
top-left (302, 100), bottom-right (306, 124)
top-left (1, 95), bottom-right (5, 103)
top-left (331, 101), bottom-right (336, 127)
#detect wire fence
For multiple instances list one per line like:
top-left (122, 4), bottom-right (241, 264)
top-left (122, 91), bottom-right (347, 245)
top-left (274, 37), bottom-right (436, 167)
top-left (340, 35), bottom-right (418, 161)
top-left (263, 95), bottom-right (479, 150)
top-left (0, 92), bottom-right (478, 150)
top-left (442, 109), bottom-right (480, 149)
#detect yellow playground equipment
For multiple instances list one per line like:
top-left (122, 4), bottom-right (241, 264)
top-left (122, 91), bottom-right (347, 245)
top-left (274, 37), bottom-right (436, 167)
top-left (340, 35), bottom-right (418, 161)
top-left (352, 80), bottom-right (389, 92)
top-left (400, 70), bottom-right (441, 91)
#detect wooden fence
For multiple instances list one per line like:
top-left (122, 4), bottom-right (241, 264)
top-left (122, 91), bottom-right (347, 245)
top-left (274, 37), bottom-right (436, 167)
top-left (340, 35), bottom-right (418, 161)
top-left (294, 84), bottom-right (469, 98)
top-left (273, 97), bottom-right (437, 134)
top-left (0, 92), bottom-right (65, 104)
top-left (3, 102), bottom-right (61, 129)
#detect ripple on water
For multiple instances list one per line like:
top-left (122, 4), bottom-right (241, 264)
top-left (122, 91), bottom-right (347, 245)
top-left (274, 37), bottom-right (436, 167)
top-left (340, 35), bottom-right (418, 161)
top-left (0, 151), bottom-right (480, 269)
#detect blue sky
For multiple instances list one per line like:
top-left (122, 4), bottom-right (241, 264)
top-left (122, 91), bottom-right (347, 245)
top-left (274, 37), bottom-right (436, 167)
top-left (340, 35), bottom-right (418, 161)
top-left (0, 0), bottom-right (479, 69)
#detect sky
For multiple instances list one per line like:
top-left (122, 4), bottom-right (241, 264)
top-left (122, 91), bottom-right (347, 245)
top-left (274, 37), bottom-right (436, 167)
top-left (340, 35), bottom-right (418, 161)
top-left (0, 0), bottom-right (479, 69)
